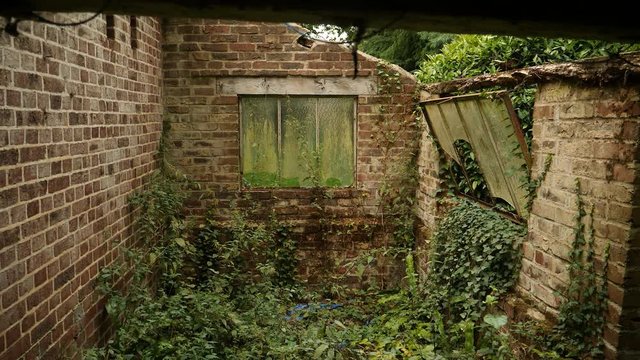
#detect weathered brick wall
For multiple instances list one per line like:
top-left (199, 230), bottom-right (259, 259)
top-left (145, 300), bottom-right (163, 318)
top-left (415, 107), bottom-right (441, 271)
top-left (518, 82), bottom-right (640, 359)
top-left (162, 19), bottom-right (419, 285)
top-left (0, 14), bottom-right (163, 358)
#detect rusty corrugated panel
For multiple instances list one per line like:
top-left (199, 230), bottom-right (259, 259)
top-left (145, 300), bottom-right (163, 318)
top-left (421, 92), bottom-right (531, 216)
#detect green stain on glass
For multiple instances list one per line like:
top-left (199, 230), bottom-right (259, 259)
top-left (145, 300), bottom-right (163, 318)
top-left (318, 97), bottom-right (354, 187)
top-left (241, 97), bottom-right (278, 188)
top-left (241, 96), bottom-right (355, 188)
top-left (281, 97), bottom-right (317, 187)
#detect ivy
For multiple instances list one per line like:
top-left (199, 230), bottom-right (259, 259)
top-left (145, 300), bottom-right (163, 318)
top-left (416, 35), bottom-right (640, 206)
top-left (548, 180), bottom-right (610, 358)
top-left (89, 173), bottom-right (532, 359)
top-left (524, 154), bottom-right (553, 212)
top-left (372, 63), bottom-right (421, 249)
top-left (425, 199), bottom-right (526, 321)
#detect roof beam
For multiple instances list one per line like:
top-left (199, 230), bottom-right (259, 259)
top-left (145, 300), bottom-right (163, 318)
top-left (3, 1), bottom-right (640, 42)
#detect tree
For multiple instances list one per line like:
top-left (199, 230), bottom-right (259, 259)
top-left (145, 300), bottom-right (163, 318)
top-left (360, 30), bottom-right (454, 71)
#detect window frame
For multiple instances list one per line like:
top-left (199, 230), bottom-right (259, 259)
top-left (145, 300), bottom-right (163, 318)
top-left (238, 95), bottom-right (358, 189)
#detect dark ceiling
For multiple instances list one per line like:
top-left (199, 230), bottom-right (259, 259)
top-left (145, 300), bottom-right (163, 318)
top-left (3, 1), bottom-right (639, 42)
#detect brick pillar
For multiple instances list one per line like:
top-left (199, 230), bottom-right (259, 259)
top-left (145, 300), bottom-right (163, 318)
top-left (415, 121), bottom-right (441, 271)
top-left (518, 82), bottom-right (640, 358)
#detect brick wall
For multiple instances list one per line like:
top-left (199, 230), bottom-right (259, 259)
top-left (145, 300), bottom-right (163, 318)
top-left (518, 82), bottom-right (640, 359)
top-left (415, 106), bottom-right (441, 271)
top-left (0, 14), bottom-right (163, 358)
top-left (162, 19), bottom-right (419, 285)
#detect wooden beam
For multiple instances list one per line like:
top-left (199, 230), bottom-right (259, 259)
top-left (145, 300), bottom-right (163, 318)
top-left (421, 53), bottom-right (640, 95)
top-left (216, 77), bottom-right (377, 95)
top-left (2, 1), bottom-right (640, 42)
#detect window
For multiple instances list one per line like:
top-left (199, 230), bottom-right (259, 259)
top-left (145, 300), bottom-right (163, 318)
top-left (241, 96), bottom-right (356, 188)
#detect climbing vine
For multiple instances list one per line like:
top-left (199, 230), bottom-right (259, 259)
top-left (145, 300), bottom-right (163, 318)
top-left (327, 63), bottom-right (422, 290)
top-left (549, 180), bottom-right (610, 358)
top-left (372, 62), bottom-right (421, 249)
top-left (524, 154), bottom-right (553, 212)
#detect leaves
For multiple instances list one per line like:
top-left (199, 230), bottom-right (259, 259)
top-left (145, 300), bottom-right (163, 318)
top-left (483, 314), bottom-right (508, 330)
top-left (419, 35), bottom-right (640, 210)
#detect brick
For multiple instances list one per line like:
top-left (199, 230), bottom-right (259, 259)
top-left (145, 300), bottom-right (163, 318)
top-left (43, 76), bottom-right (65, 93)
top-left (0, 149), bottom-right (19, 166)
top-left (0, 188), bottom-right (19, 209)
top-left (16, 110), bottom-right (44, 126)
top-left (19, 146), bottom-right (46, 163)
top-left (6, 90), bottom-right (21, 107)
top-left (14, 72), bottom-right (42, 90)
top-left (229, 43), bottom-right (256, 51)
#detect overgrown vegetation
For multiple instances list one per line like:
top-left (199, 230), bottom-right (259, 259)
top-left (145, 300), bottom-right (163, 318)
top-left (303, 25), bottom-right (454, 72)
top-left (86, 172), bottom-right (530, 359)
top-left (372, 63), bottom-right (421, 250)
top-left (85, 31), bottom-right (619, 360)
top-left (417, 35), bottom-right (640, 203)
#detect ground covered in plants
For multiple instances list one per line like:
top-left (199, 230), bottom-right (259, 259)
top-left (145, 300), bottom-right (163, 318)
top-left (84, 173), bottom-right (607, 360)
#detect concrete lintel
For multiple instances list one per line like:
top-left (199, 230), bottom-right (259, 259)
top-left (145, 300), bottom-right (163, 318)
top-left (216, 76), bottom-right (377, 96)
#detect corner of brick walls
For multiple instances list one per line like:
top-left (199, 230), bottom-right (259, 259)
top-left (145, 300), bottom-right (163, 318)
top-left (162, 19), bottom-right (421, 285)
top-left (0, 14), bottom-right (163, 359)
top-left (517, 81), bottom-right (640, 359)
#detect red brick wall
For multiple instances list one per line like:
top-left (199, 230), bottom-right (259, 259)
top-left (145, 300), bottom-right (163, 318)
top-left (0, 14), bottom-right (163, 359)
top-left (162, 19), bottom-right (419, 285)
top-left (519, 82), bottom-right (640, 359)
top-left (415, 117), bottom-right (442, 272)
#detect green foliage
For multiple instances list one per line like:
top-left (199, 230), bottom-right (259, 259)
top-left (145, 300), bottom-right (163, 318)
top-left (426, 200), bottom-right (526, 321)
top-left (360, 30), bottom-right (454, 71)
top-left (524, 154), bottom-right (553, 212)
top-left (511, 180), bottom-right (611, 358)
top-left (128, 171), bottom-right (192, 295)
top-left (335, 201), bottom-right (523, 359)
top-left (416, 35), bottom-right (640, 84)
top-left (417, 36), bottom-right (639, 209)
top-left (439, 140), bottom-right (492, 203)
top-left (373, 64), bottom-right (421, 248)
top-left (89, 174), bottom-right (530, 359)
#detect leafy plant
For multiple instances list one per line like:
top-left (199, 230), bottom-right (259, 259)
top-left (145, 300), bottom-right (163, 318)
top-left (417, 35), bottom-right (640, 207)
top-left (89, 176), bottom-right (532, 359)
top-left (426, 199), bottom-right (526, 321)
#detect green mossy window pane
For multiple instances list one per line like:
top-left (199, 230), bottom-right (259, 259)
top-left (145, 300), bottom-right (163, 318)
top-left (241, 97), bottom-right (278, 187)
top-left (318, 97), bottom-right (355, 187)
top-left (281, 97), bottom-right (317, 187)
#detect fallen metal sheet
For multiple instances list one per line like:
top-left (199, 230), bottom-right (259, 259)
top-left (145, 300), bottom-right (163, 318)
top-left (420, 92), bottom-right (531, 216)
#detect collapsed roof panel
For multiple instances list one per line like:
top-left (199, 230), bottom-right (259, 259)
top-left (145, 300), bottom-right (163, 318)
top-left (421, 92), bottom-right (531, 216)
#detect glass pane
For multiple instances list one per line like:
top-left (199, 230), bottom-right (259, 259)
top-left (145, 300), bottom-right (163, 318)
top-left (281, 97), bottom-right (317, 187)
top-left (241, 97), bottom-right (279, 187)
top-left (318, 97), bottom-right (355, 187)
